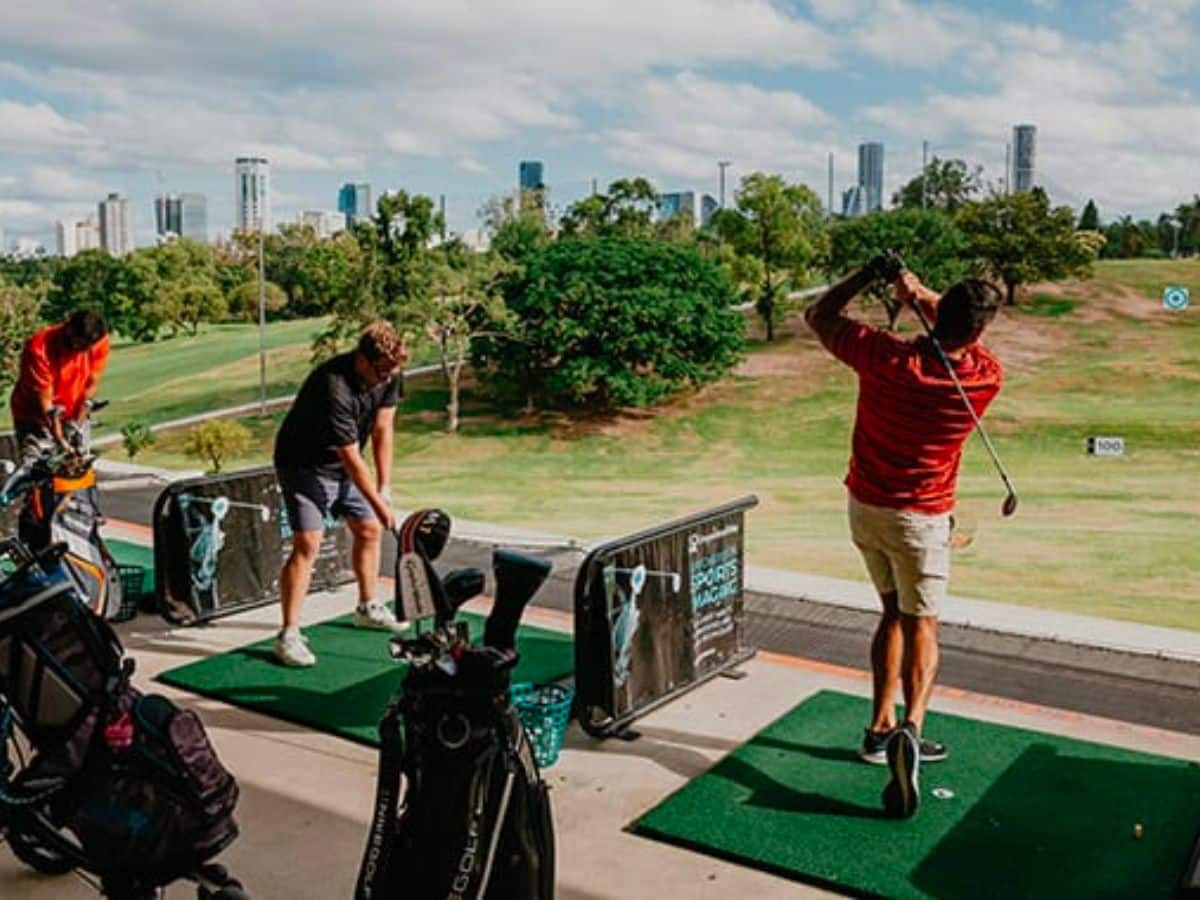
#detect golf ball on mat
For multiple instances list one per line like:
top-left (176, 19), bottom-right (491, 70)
top-left (931, 788), bottom-right (955, 800)
top-left (1133, 824), bottom-right (1144, 839)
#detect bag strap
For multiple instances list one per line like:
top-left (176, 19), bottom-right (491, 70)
top-left (354, 697), bottom-right (406, 900)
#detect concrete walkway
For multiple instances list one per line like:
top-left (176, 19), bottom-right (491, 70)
top-left (4, 524), bottom-right (1197, 898)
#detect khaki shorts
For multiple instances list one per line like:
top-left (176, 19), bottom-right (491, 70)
top-left (847, 494), bottom-right (951, 617)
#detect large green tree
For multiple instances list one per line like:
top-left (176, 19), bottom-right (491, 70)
top-left (0, 275), bottom-right (45, 395)
top-left (956, 189), bottom-right (1103, 305)
top-left (892, 156), bottom-right (983, 213)
top-left (711, 173), bottom-right (823, 341)
top-left (480, 192), bottom-right (551, 264)
top-left (1078, 199), bottom-right (1100, 231)
top-left (559, 178), bottom-right (659, 239)
top-left (474, 238), bottom-right (744, 410)
top-left (824, 208), bottom-right (970, 329)
top-left (317, 189), bottom-right (442, 359)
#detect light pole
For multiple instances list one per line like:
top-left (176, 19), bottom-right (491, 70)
top-left (257, 213), bottom-right (266, 417)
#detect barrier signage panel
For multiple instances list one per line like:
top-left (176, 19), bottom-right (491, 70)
top-left (153, 466), bottom-right (353, 624)
top-left (574, 496), bottom-right (757, 738)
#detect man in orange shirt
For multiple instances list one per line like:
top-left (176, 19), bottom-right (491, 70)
top-left (806, 256), bottom-right (1004, 819)
top-left (9, 310), bottom-right (111, 457)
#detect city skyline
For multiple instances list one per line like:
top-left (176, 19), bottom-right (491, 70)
top-left (1, 2), bottom-right (1197, 249)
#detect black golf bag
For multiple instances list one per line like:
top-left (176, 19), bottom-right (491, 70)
top-left (0, 537), bottom-right (247, 899)
top-left (355, 510), bottom-right (557, 900)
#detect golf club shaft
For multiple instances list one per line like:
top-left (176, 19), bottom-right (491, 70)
top-left (908, 300), bottom-right (1018, 503)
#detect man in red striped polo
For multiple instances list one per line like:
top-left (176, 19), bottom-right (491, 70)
top-left (805, 258), bottom-right (1004, 819)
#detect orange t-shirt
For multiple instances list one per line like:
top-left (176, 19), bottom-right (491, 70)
top-left (819, 317), bottom-right (1003, 514)
top-left (9, 323), bottom-right (110, 425)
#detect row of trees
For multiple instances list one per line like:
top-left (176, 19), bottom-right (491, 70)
top-left (9, 157), bottom-right (1186, 426)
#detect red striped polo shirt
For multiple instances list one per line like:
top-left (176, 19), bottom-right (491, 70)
top-left (822, 318), bottom-right (1003, 515)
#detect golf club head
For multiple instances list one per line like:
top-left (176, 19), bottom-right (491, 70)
top-left (1001, 492), bottom-right (1019, 517)
top-left (441, 567), bottom-right (486, 626)
top-left (483, 548), bottom-right (552, 651)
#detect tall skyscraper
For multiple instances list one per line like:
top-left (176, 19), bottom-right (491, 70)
top-left (1012, 124), bottom-right (1037, 193)
top-left (76, 217), bottom-right (101, 252)
top-left (155, 193), bottom-right (182, 238)
top-left (179, 193), bottom-right (207, 242)
top-left (98, 193), bottom-right (131, 256)
top-left (235, 157), bottom-right (271, 233)
top-left (338, 182), bottom-right (372, 226)
top-left (658, 191), bottom-right (719, 228)
top-left (518, 160), bottom-right (544, 194)
top-left (56, 220), bottom-right (77, 258)
top-left (842, 185), bottom-right (865, 218)
top-left (857, 142), bottom-right (884, 213)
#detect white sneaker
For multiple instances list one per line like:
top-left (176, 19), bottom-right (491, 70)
top-left (273, 631), bottom-right (316, 667)
top-left (353, 601), bottom-right (407, 633)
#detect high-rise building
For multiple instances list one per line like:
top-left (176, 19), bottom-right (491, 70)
top-left (56, 220), bottom-right (77, 258)
top-left (842, 185), bottom-right (865, 217)
top-left (518, 160), bottom-right (544, 194)
top-left (297, 210), bottom-right (347, 239)
top-left (76, 217), bottom-right (101, 252)
top-left (155, 193), bottom-right (182, 239)
top-left (338, 182), bottom-right (372, 226)
top-left (235, 157), bottom-right (271, 233)
top-left (1012, 124), bottom-right (1037, 193)
top-left (11, 237), bottom-right (46, 260)
top-left (857, 142), bottom-right (884, 213)
top-left (179, 193), bottom-right (207, 242)
top-left (658, 191), bottom-right (719, 228)
top-left (98, 193), bottom-right (131, 256)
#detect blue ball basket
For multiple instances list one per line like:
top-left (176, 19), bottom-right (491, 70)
top-left (510, 682), bottom-right (573, 769)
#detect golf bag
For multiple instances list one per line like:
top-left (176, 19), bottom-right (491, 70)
top-left (0, 537), bottom-right (246, 899)
top-left (0, 412), bottom-right (124, 621)
top-left (355, 510), bottom-right (556, 900)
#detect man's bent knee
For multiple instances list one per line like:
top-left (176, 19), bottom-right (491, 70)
top-left (347, 517), bottom-right (382, 543)
top-left (289, 531), bottom-right (323, 562)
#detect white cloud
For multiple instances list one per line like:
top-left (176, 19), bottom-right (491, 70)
top-left (0, 100), bottom-right (92, 151)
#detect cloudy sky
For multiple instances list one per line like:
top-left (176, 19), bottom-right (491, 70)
top-left (1, 0), bottom-right (1197, 250)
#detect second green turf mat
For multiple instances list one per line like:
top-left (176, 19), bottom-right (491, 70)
top-left (632, 690), bottom-right (1200, 899)
top-left (156, 613), bottom-right (574, 746)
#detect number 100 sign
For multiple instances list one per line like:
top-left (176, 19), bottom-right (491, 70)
top-left (1086, 436), bottom-right (1125, 457)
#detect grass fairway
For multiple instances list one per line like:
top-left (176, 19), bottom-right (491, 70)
top-left (0, 318), bottom-right (328, 435)
top-left (138, 260), bottom-right (1199, 631)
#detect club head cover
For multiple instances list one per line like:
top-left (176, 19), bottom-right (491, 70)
top-left (484, 548), bottom-right (552, 651)
top-left (442, 567), bottom-right (486, 625)
top-left (412, 508), bottom-right (451, 561)
top-left (395, 509), bottom-right (450, 624)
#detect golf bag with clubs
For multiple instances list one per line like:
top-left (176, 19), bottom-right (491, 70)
top-left (0, 401), bottom-right (126, 620)
top-left (0, 536), bottom-right (247, 899)
top-left (355, 509), bottom-right (557, 900)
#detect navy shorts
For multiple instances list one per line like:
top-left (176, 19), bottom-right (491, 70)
top-left (276, 467), bottom-right (373, 533)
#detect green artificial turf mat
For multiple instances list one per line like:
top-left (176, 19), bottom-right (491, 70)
top-left (156, 612), bottom-right (574, 746)
top-left (632, 690), bottom-right (1200, 898)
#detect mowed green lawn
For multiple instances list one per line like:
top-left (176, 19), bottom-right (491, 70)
top-left (133, 259), bottom-right (1199, 631)
top-left (0, 318), bottom-right (329, 435)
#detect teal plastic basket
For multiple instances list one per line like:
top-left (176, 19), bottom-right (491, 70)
top-left (510, 682), bottom-right (573, 769)
top-left (113, 564), bottom-right (145, 623)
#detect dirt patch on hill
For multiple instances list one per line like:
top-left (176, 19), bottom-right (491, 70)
top-left (1028, 280), bottom-right (1166, 323)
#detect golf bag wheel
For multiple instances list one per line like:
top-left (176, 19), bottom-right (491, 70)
top-left (6, 827), bottom-right (74, 875)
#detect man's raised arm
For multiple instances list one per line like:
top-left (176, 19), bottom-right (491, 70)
top-left (804, 266), bottom-right (876, 344)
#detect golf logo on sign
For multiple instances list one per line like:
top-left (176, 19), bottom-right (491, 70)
top-left (1086, 436), bottom-right (1125, 457)
top-left (1163, 286), bottom-right (1189, 311)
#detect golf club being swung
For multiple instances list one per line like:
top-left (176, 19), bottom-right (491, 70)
top-left (875, 251), bottom-right (1018, 517)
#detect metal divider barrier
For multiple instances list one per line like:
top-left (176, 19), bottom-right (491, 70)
top-left (573, 495), bottom-right (758, 739)
top-left (152, 465), bottom-right (354, 625)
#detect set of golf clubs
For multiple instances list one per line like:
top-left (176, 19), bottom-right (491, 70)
top-left (870, 249), bottom-right (1019, 519)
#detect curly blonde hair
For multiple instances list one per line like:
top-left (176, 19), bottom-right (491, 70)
top-left (357, 320), bottom-right (408, 367)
